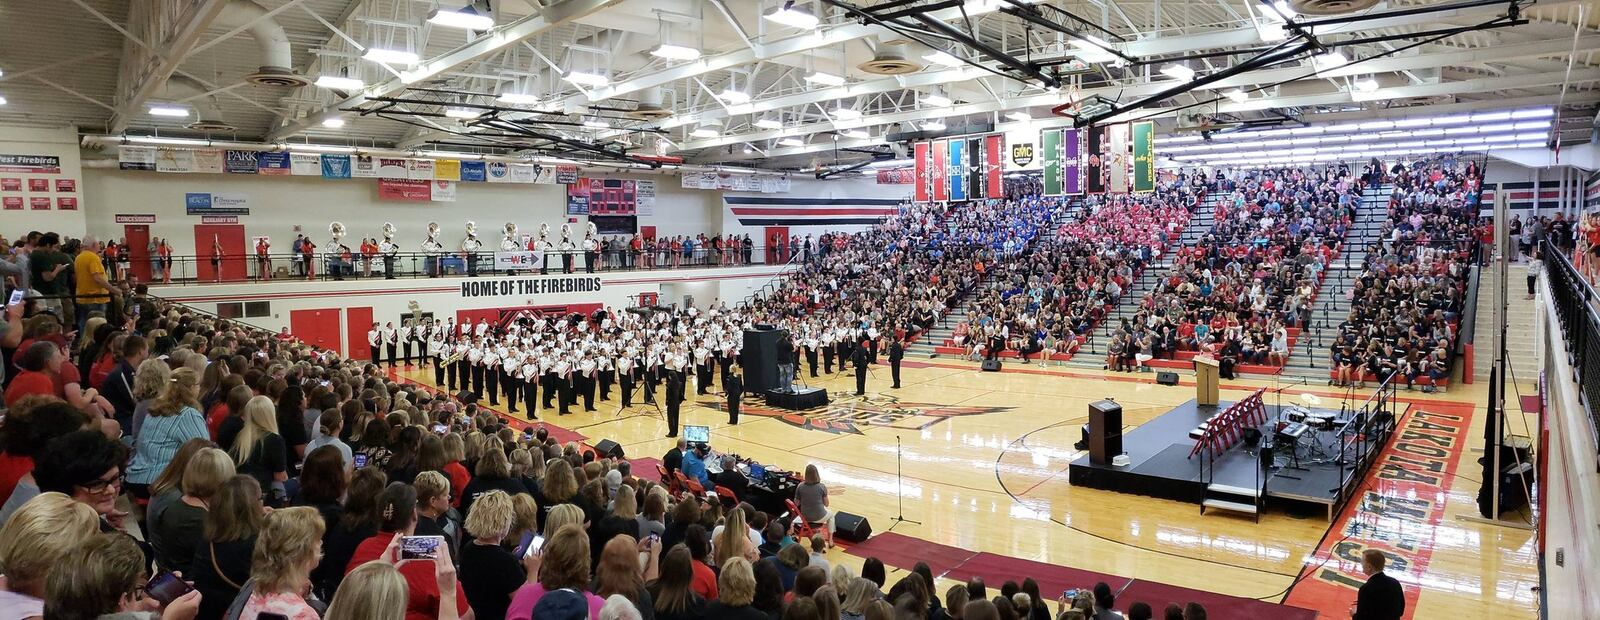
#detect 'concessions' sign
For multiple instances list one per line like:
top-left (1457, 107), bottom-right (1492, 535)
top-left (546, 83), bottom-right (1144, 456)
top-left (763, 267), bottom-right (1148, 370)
top-left (115, 214), bottom-right (157, 224)
top-left (460, 276), bottom-right (602, 298)
top-left (0, 154), bottom-right (62, 174)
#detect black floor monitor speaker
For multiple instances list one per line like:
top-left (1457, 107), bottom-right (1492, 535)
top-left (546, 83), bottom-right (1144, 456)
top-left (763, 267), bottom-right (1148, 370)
top-left (981, 359), bottom-right (1002, 372)
top-left (593, 439), bottom-right (625, 459)
top-left (1156, 371), bottom-right (1179, 385)
top-left (833, 511), bottom-right (872, 542)
top-left (456, 390), bottom-right (479, 404)
top-left (741, 327), bottom-right (788, 393)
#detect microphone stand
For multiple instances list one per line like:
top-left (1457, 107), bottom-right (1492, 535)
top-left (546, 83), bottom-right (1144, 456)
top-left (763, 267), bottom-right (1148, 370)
top-left (886, 435), bottom-right (921, 532)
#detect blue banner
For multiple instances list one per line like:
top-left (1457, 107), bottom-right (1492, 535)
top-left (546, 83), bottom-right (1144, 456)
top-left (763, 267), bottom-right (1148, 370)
top-left (320, 154), bottom-right (351, 179)
top-left (256, 152), bottom-right (290, 175)
top-left (949, 138), bottom-right (966, 201)
top-left (460, 160), bottom-right (487, 182)
top-left (224, 150), bottom-right (258, 174)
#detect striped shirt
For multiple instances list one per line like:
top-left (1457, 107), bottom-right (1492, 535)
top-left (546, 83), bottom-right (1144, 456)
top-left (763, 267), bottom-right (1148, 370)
top-left (126, 406), bottom-right (209, 484)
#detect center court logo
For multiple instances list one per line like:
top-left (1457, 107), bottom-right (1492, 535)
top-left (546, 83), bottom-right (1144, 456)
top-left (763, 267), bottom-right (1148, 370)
top-left (708, 393), bottom-right (1012, 435)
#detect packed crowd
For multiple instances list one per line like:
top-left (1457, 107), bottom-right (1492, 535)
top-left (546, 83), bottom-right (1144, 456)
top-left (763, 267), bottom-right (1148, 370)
top-left (1329, 159), bottom-right (1479, 390)
top-left (947, 179), bottom-right (1200, 363)
top-left (1104, 166), bottom-right (1364, 373)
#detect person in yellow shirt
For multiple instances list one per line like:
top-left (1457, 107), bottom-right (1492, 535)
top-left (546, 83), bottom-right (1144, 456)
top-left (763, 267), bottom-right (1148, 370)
top-left (74, 235), bottom-right (119, 333)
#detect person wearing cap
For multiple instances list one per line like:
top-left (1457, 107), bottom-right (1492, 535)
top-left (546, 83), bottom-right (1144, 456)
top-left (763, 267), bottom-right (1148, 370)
top-left (681, 442), bottom-right (712, 489)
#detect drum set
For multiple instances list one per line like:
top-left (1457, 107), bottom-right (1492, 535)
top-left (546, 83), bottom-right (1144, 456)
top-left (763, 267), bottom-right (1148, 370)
top-left (1267, 394), bottom-right (1351, 469)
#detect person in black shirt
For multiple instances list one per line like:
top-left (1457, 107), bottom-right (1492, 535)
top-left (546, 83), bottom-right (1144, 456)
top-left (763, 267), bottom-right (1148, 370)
top-left (649, 546), bottom-right (710, 620)
top-left (704, 557), bottom-right (770, 620)
top-left (274, 385), bottom-right (310, 471)
top-left (459, 490), bottom-right (528, 620)
top-left (887, 337), bottom-right (904, 388)
top-left (663, 438), bottom-right (686, 475)
top-left (712, 456), bottom-right (748, 502)
top-left (1352, 549), bottom-right (1404, 619)
top-left (460, 449), bottom-right (529, 519)
top-left (852, 342), bottom-right (869, 396)
top-left (725, 369), bottom-right (743, 425)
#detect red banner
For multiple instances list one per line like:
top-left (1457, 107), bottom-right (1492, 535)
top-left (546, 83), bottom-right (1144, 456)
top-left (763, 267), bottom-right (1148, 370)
top-left (29, 197), bottom-right (51, 210)
top-left (56, 197), bottom-right (77, 210)
top-left (2, 197), bottom-right (21, 210)
top-left (931, 140), bottom-right (948, 202)
top-left (984, 134), bottom-right (1003, 197)
top-left (876, 168), bottom-right (915, 184)
top-left (378, 178), bottom-right (432, 201)
top-left (913, 142), bottom-right (930, 202)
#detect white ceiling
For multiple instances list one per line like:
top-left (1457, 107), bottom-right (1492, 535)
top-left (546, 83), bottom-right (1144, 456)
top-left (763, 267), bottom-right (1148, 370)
top-left (1, 0), bottom-right (1596, 171)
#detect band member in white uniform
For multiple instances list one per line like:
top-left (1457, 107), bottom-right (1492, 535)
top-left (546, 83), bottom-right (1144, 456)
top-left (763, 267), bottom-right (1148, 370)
top-left (381, 322), bottom-right (398, 368)
top-left (367, 323), bottom-right (381, 365)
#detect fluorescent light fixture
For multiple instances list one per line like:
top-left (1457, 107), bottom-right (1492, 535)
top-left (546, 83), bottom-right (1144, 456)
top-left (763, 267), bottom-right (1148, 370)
top-left (321, 117), bottom-right (346, 128)
top-left (0, 95), bottom-right (7, 106)
top-left (315, 75), bottom-right (364, 90)
top-left (763, 1), bottom-right (819, 29)
top-left (1511, 108), bottom-right (1554, 119)
top-left (1160, 63), bottom-right (1196, 81)
top-left (444, 107), bottom-right (481, 119)
top-left (125, 136), bottom-right (210, 146)
top-left (922, 93), bottom-right (953, 107)
top-left (1223, 89), bottom-right (1248, 103)
top-left (1256, 20), bottom-right (1287, 42)
top-left (427, 8), bottom-right (494, 30)
top-left (583, 118), bottom-right (610, 129)
top-left (1312, 51), bottom-right (1348, 71)
top-left (923, 120), bottom-right (946, 131)
top-left (832, 108), bottom-right (862, 120)
top-left (840, 128), bottom-right (869, 139)
top-left (563, 70), bottom-right (610, 87)
top-left (924, 51), bottom-right (961, 67)
top-left (1513, 121), bottom-right (1551, 131)
top-left (496, 92), bottom-right (540, 105)
top-left (778, 137), bottom-right (805, 147)
top-left (805, 71), bottom-right (845, 86)
top-left (754, 116), bottom-right (783, 130)
top-left (1353, 77), bottom-right (1379, 92)
top-left (148, 105), bottom-right (190, 117)
top-left (1006, 112), bottom-right (1031, 122)
top-left (650, 43), bottom-right (702, 61)
top-left (363, 48), bottom-right (420, 65)
top-left (718, 88), bottom-right (751, 104)
top-left (689, 126), bottom-right (719, 138)
top-left (1265, 0), bottom-right (1296, 21)
top-left (290, 144), bottom-right (356, 153)
top-left (1072, 36), bottom-right (1117, 63)
top-left (1471, 111), bottom-right (1513, 122)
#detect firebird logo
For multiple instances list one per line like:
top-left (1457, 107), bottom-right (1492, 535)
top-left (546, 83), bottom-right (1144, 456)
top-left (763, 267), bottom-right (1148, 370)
top-left (704, 392), bottom-right (1012, 435)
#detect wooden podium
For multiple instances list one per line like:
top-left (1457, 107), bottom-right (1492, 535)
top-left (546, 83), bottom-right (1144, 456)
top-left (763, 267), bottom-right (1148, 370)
top-left (1193, 355), bottom-right (1220, 406)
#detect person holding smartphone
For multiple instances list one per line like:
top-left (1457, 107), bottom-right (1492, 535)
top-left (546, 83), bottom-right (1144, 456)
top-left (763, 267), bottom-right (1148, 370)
top-left (458, 490), bottom-right (533, 620)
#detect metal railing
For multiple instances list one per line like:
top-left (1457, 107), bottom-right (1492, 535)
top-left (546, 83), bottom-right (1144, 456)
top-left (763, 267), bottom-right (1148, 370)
top-left (1540, 239), bottom-right (1600, 453)
top-left (1333, 370), bottom-right (1401, 511)
top-left (105, 246), bottom-right (795, 285)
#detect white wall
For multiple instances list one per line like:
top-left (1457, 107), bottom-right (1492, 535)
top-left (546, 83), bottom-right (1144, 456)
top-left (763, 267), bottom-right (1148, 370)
top-left (717, 176), bottom-right (911, 239)
top-left (1537, 276), bottom-right (1600, 619)
top-left (0, 125), bottom-right (87, 237)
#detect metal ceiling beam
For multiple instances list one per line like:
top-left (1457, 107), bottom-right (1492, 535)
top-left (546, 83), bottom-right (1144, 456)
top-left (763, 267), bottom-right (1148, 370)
top-left (266, 0), bottom-right (628, 141)
top-left (110, 0), bottom-right (231, 133)
top-left (678, 36), bottom-right (1600, 149)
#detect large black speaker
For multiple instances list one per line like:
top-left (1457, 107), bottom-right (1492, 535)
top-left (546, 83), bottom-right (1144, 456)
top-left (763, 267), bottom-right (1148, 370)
top-left (1156, 371), bottom-right (1179, 386)
top-left (456, 390), bottom-right (479, 404)
top-left (593, 439), bottom-right (625, 460)
top-left (833, 512), bottom-right (872, 542)
top-left (981, 359), bottom-right (1002, 372)
top-left (741, 327), bottom-right (789, 393)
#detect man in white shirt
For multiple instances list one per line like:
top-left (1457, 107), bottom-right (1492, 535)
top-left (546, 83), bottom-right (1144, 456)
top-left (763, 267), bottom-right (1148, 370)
top-left (367, 323), bottom-right (381, 365)
top-left (578, 354), bottom-right (598, 412)
top-left (398, 320), bottom-right (414, 366)
top-left (380, 322), bottom-right (398, 368)
top-left (482, 346), bottom-right (501, 407)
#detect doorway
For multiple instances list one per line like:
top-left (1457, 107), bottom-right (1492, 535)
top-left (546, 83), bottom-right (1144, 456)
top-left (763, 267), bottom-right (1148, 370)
top-left (124, 225), bottom-right (151, 282)
top-left (193, 224), bottom-right (246, 282)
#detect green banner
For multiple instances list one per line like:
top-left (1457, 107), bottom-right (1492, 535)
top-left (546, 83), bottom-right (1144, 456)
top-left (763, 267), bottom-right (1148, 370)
top-left (1132, 121), bottom-right (1155, 193)
top-left (1042, 128), bottom-right (1062, 196)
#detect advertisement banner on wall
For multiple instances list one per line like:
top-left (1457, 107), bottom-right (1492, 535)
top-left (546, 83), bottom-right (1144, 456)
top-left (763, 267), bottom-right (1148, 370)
top-left (0, 154), bottom-right (62, 174)
top-left (636, 179), bottom-right (655, 215)
top-left (352, 156), bottom-right (378, 178)
top-left (290, 153), bottom-right (322, 175)
top-left (1132, 121), bottom-right (1156, 193)
top-left (486, 162), bottom-right (511, 183)
top-left (877, 168), bottom-right (915, 184)
top-left (430, 180), bottom-right (457, 202)
top-left (377, 158), bottom-right (409, 179)
top-left (0, 178), bottom-right (19, 191)
top-left (185, 192), bottom-right (250, 215)
top-left (156, 148), bottom-right (196, 173)
top-left (56, 178), bottom-right (76, 193)
top-left (555, 165), bottom-right (579, 184)
top-left (57, 197), bottom-right (78, 210)
top-left (224, 150), bottom-right (258, 174)
top-left (193, 149), bottom-right (224, 173)
top-left (28, 178), bottom-right (48, 192)
top-left (320, 154), bottom-right (352, 179)
top-left (407, 159), bottom-right (435, 180)
top-left (566, 180), bottom-right (591, 215)
top-left (460, 161), bottom-right (486, 182)
top-left (120, 146), bottom-right (157, 171)
top-left (256, 152), bottom-right (291, 175)
top-left (29, 197), bottom-right (51, 210)
top-left (533, 165), bottom-right (559, 184)
top-left (434, 159), bottom-right (460, 181)
top-left (510, 164), bottom-right (539, 183)
top-left (378, 178), bottom-right (432, 201)
top-left (493, 251), bottom-right (543, 271)
top-left (2, 197), bottom-right (21, 210)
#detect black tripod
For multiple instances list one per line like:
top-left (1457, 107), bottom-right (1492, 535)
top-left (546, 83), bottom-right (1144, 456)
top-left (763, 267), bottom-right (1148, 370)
top-left (886, 435), bottom-right (921, 531)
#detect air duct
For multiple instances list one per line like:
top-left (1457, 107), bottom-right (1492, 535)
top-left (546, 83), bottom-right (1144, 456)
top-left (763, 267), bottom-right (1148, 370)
top-left (216, 0), bottom-right (310, 87)
top-left (161, 76), bottom-right (235, 133)
top-left (858, 38), bottom-right (923, 76)
top-left (626, 87), bottom-right (673, 120)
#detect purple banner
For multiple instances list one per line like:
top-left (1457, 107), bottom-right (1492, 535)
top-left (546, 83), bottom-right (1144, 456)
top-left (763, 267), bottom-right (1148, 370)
top-left (1063, 128), bottom-right (1082, 195)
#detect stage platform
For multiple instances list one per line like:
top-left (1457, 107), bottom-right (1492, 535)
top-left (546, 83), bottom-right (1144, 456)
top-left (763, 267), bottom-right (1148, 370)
top-left (1068, 398), bottom-right (1377, 518)
top-left (764, 387), bottom-right (829, 410)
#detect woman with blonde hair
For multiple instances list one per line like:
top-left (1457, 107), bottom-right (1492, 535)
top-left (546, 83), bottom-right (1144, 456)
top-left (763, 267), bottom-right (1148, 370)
top-left (459, 490), bottom-right (529, 620)
top-left (543, 503), bottom-right (586, 535)
top-left (232, 395), bottom-right (290, 505)
top-left (44, 533), bottom-right (201, 620)
top-left (507, 493), bottom-right (540, 546)
top-left (842, 577), bottom-right (881, 620)
top-left (713, 505), bottom-right (757, 567)
top-left (441, 433), bottom-right (470, 508)
top-left (126, 367), bottom-right (209, 501)
top-left (507, 524), bottom-right (606, 620)
top-left (595, 535), bottom-right (662, 616)
top-left (323, 561), bottom-right (409, 620)
top-left (0, 492), bottom-right (100, 617)
top-left (242, 506), bottom-right (327, 618)
top-left (705, 556), bottom-right (764, 619)
top-left (128, 356), bottom-right (171, 438)
top-left (151, 446), bottom-right (234, 574)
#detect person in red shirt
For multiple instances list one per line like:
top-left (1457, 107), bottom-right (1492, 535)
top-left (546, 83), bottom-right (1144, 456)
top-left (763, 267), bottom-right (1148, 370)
top-left (361, 238), bottom-right (378, 278)
top-left (256, 237), bottom-right (272, 280)
top-left (301, 237), bottom-right (318, 280)
top-left (345, 484), bottom-right (470, 620)
top-left (5, 341), bottom-right (67, 406)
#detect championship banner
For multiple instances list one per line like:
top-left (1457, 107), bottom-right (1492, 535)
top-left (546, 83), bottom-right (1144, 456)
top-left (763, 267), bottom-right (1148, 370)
top-left (913, 142), bottom-right (930, 202)
top-left (494, 251), bottom-right (543, 271)
top-left (1086, 125), bottom-right (1106, 194)
top-left (948, 138), bottom-right (966, 201)
top-left (1132, 121), bottom-right (1156, 193)
top-left (984, 134), bottom-right (1003, 198)
top-left (931, 140), bottom-right (949, 201)
top-left (1063, 128), bottom-right (1082, 195)
top-left (1107, 123), bottom-right (1130, 194)
top-left (966, 137), bottom-right (983, 200)
top-left (1041, 129), bottom-right (1062, 196)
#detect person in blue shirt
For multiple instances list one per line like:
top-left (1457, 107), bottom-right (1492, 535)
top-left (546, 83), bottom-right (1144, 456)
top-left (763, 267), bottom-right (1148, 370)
top-left (681, 442), bottom-right (713, 489)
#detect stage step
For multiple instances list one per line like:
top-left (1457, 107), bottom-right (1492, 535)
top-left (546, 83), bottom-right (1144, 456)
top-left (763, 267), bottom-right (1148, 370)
top-left (1207, 483), bottom-right (1261, 498)
top-left (1201, 498), bottom-right (1260, 515)
top-left (1202, 482), bottom-right (1261, 521)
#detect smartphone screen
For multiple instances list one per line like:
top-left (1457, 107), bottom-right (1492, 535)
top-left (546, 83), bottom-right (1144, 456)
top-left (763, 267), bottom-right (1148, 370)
top-left (145, 572), bottom-right (193, 606)
top-left (431, 424), bottom-right (448, 434)
top-left (353, 454), bottom-right (368, 469)
top-left (7, 289), bottom-right (23, 306)
top-left (400, 535), bottom-right (444, 560)
top-left (522, 535), bottom-right (546, 559)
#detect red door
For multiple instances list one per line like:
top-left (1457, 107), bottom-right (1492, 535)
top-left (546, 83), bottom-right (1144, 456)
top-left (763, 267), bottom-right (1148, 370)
top-left (291, 308), bottom-right (343, 355)
top-left (764, 226), bottom-right (789, 263)
top-left (124, 225), bottom-right (151, 282)
top-left (346, 306), bottom-right (373, 360)
top-left (640, 225), bottom-right (656, 241)
top-left (194, 224), bottom-right (247, 282)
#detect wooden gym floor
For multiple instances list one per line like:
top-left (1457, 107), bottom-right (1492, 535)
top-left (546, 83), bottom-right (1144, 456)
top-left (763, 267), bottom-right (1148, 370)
top-left (397, 358), bottom-right (1540, 619)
